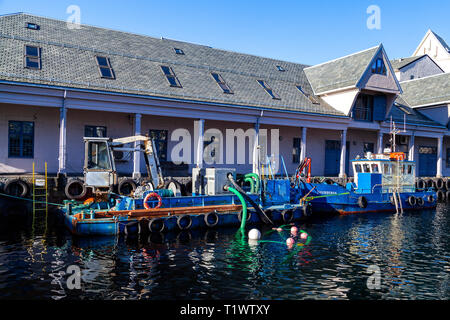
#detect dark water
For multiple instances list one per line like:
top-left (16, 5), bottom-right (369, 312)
top-left (0, 204), bottom-right (449, 300)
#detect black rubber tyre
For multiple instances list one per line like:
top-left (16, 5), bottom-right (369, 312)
top-left (416, 197), bottom-right (425, 206)
top-left (148, 218), bottom-right (165, 233)
top-left (177, 215), bottom-right (193, 230)
top-left (4, 179), bottom-right (29, 198)
top-left (118, 179), bottom-right (137, 196)
top-left (428, 195), bottom-right (435, 203)
top-left (426, 179), bottom-right (435, 190)
top-left (324, 179), bottom-right (334, 185)
top-left (124, 221), bottom-right (140, 235)
top-left (237, 210), bottom-right (252, 223)
top-left (408, 196), bottom-right (417, 206)
top-left (446, 191), bottom-right (450, 203)
top-left (437, 190), bottom-right (445, 203)
top-left (446, 179), bottom-right (450, 191)
top-left (204, 211), bottom-right (219, 228)
top-left (416, 179), bottom-right (426, 190)
top-left (164, 179), bottom-right (182, 196)
top-left (281, 210), bottom-right (294, 223)
top-left (64, 179), bottom-right (87, 200)
top-left (302, 203), bottom-right (313, 217)
top-left (434, 178), bottom-right (445, 190)
top-left (358, 196), bottom-right (368, 209)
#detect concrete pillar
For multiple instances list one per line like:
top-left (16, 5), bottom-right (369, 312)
top-left (377, 130), bottom-right (383, 154)
top-left (195, 119), bottom-right (205, 168)
top-left (437, 135), bottom-right (443, 178)
top-left (339, 129), bottom-right (347, 178)
top-left (58, 92), bottom-right (67, 175)
top-left (408, 134), bottom-right (415, 161)
top-left (132, 113), bottom-right (142, 179)
top-left (300, 127), bottom-right (307, 162)
top-left (252, 118), bottom-right (260, 174)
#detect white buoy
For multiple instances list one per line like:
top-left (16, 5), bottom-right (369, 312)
top-left (248, 229), bottom-right (261, 240)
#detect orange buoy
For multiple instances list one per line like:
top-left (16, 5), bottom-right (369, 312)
top-left (390, 152), bottom-right (406, 161)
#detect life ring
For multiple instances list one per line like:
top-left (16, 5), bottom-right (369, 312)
top-left (204, 211), bottom-right (219, 228)
top-left (148, 218), bottom-right (165, 233)
top-left (177, 215), bottom-right (192, 230)
top-left (407, 196), bottom-right (416, 206)
top-left (281, 209), bottom-right (294, 223)
top-left (358, 196), bottom-right (368, 209)
top-left (143, 192), bottom-right (162, 210)
top-left (416, 197), bottom-right (424, 206)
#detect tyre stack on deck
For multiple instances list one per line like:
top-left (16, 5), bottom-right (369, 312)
top-left (417, 177), bottom-right (448, 203)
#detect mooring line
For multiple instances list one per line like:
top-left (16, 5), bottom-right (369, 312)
top-left (0, 192), bottom-right (62, 207)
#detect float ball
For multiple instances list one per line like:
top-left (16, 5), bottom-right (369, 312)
top-left (248, 229), bottom-right (261, 240)
top-left (291, 226), bottom-right (298, 235)
top-left (286, 238), bottom-right (295, 246)
top-left (300, 232), bottom-right (308, 240)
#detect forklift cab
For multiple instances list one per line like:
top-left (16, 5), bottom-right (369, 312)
top-left (84, 137), bottom-right (118, 188)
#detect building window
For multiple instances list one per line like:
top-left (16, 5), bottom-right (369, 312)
top-left (363, 142), bottom-right (374, 154)
top-left (8, 121), bottom-right (34, 158)
top-left (149, 129), bottom-right (168, 161)
top-left (174, 48), bottom-right (184, 55)
top-left (295, 85), bottom-right (320, 104)
top-left (211, 72), bottom-right (233, 94)
top-left (276, 65), bottom-right (285, 72)
top-left (353, 94), bottom-right (374, 122)
top-left (371, 58), bottom-right (387, 75)
top-left (85, 126), bottom-right (107, 138)
top-left (95, 56), bottom-right (115, 79)
top-left (293, 137), bottom-right (301, 163)
top-left (26, 22), bottom-right (40, 30)
top-left (24, 45), bottom-right (41, 69)
top-left (160, 66), bottom-right (182, 88)
top-left (257, 80), bottom-right (280, 100)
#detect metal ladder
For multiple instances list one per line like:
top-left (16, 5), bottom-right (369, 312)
top-left (32, 162), bottom-right (48, 216)
top-left (392, 188), bottom-right (403, 214)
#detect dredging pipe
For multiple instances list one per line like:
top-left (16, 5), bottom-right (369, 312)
top-left (225, 186), bottom-right (248, 231)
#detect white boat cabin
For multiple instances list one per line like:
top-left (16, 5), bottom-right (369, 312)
top-left (351, 152), bottom-right (416, 193)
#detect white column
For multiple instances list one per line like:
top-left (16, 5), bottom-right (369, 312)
top-left (195, 119), bottom-right (205, 168)
top-left (133, 113), bottom-right (142, 179)
top-left (408, 134), bottom-right (415, 161)
top-left (339, 129), bottom-right (347, 178)
top-left (58, 92), bottom-right (67, 175)
top-left (252, 118), bottom-right (260, 174)
top-left (437, 135), bottom-right (443, 178)
top-left (300, 127), bottom-right (307, 162)
top-left (377, 130), bottom-right (383, 154)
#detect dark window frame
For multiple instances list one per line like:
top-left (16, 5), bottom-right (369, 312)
top-left (8, 120), bottom-right (35, 159)
top-left (257, 80), bottom-right (280, 100)
top-left (95, 56), bottom-right (116, 80)
top-left (84, 125), bottom-right (107, 138)
top-left (26, 22), bottom-right (40, 30)
top-left (174, 48), bottom-right (184, 55)
top-left (371, 58), bottom-right (387, 75)
top-left (24, 45), bottom-right (41, 70)
top-left (295, 85), bottom-right (320, 105)
top-left (160, 65), bottom-right (182, 88)
top-left (353, 94), bottom-right (374, 122)
top-left (149, 129), bottom-right (169, 162)
top-left (292, 137), bottom-right (302, 163)
top-left (276, 65), bottom-right (285, 72)
top-left (211, 72), bottom-right (233, 94)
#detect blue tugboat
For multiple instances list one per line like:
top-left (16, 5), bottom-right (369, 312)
top-left (293, 150), bottom-right (437, 215)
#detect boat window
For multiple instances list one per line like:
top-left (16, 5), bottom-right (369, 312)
top-left (371, 164), bottom-right (379, 173)
top-left (383, 164), bottom-right (390, 174)
top-left (87, 141), bottom-right (111, 170)
top-left (355, 164), bottom-right (362, 173)
top-left (363, 164), bottom-right (370, 173)
top-left (407, 165), bottom-right (413, 174)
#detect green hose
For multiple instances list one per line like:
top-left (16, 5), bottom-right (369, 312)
top-left (245, 173), bottom-right (260, 193)
top-left (244, 177), bottom-right (255, 194)
top-left (228, 186), bottom-right (248, 231)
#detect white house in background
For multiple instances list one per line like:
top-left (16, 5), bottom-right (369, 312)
top-left (390, 55), bottom-right (444, 82)
top-left (413, 29), bottom-right (450, 73)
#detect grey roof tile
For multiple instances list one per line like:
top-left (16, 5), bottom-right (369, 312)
top-left (399, 73), bottom-right (450, 107)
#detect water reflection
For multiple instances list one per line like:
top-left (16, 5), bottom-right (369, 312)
top-left (0, 206), bottom-right (448, 300)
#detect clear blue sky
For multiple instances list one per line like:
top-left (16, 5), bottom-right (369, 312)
top-left (1, 0), bottom-right (449, 65)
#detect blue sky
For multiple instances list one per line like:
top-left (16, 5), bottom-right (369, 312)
top-left (1, 0), bottom-right (449, 65)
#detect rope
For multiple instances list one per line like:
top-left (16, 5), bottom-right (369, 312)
top-left (304, 192), bottom-right (350, 201)
top-left (0, 192), bottom-right (63, 207)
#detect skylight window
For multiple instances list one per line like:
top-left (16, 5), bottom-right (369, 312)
top-left (257, 80), bottom-right (280, 100)
top-left (24, 45), bottom-right (41, 69)
top-left (296, 85), bottom-right (320, 104)
top-left (276, 65), bottom-right (285, 72)
top-left (26, 22), bottom-right (40, 30)
top-left (95, 56), bottom-right (115, 79)
top-left (174, 48), bottom-right (184, 55)
top-left (371, 58), bottom-right (387, 75)
top-left (161, 66), bottom-right (182, 87)
top-left (211, 72), bottom-right (233, 94)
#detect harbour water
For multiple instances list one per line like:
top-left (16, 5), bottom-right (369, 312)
top-left (0, 205), bottom-right (449, 300)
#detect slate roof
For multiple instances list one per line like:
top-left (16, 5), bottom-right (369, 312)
top-left (0, 13), bottom-right (344, 116)
top-left (389, 97), bottom-right (446, 128)
top-left (390, 55), bottom-right (425, 70)
top-left (399, 73), bottom-right (450, 107)
top-left (431, 30), bottom-right (450, 53)
top-left (304, 45), bottom-right (381, 95)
